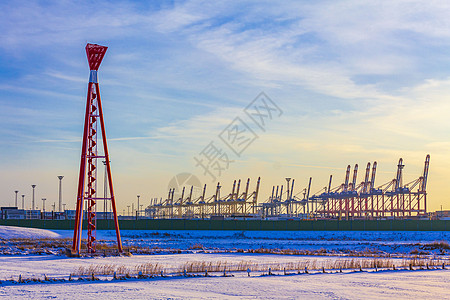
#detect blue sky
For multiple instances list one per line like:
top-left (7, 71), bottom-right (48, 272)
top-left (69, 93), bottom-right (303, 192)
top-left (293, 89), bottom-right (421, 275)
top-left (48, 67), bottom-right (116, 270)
top-left (1, 0), bottom-right (449, 212)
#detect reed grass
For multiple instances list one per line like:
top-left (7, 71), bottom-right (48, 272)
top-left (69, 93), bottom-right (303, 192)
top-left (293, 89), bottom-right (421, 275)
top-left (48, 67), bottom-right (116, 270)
top-left (71, 257), bottom-right (446, 276)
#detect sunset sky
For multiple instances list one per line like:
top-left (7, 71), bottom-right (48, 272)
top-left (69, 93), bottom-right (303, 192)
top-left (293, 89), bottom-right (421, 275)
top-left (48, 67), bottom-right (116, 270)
top-left (1, 1), bottom-right (449, 213)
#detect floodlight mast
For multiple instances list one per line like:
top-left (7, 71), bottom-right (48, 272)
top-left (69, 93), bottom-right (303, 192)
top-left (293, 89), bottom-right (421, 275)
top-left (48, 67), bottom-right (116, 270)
top-left (72, 43), bottom-right (122, 255)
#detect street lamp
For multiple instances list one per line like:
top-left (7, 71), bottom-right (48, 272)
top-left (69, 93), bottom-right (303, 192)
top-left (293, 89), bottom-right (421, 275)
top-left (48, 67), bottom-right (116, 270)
top-left (42, 198), bottom-right (46, 212)
top-left (14, 191), bottom-right (19, 207)
top-left (137, 195), bottom-right (140, 218)
top-left (127, 205), bottom-right (130, 216)
top-left (57, 176), bottom-right (64, 212)
top-left (31, 185), bottom-right (36, 211)
top-left (21, 194), bottom-right (25, 210)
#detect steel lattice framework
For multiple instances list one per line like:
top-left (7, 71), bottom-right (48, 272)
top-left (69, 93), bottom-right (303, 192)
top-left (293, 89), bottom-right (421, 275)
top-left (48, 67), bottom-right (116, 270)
top-left (261, 155), bottom-right (430, 220)
top-left (145, 178), bottom-right (261, 219)
top-left (145, 155), bottom-right (429, 220)
top-left (72, 43), bottom-right (122, 255)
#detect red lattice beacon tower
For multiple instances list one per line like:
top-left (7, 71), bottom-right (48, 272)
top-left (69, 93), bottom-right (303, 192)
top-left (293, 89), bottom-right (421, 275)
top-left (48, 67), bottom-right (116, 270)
top-left (72, 43), bottom-right (122, 255)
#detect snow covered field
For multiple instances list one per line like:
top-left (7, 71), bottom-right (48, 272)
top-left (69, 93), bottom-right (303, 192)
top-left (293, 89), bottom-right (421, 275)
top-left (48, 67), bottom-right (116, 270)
top-left (0, 252), bottom-right (438, 280)
top-left (0, 226), bottom-right (449, 299)
top-left (57, 229), bottom-right (450, 255)
top-left (0, 226), bottom-right (60, 239)
top-left (0, 269), bottom-right (448, 299)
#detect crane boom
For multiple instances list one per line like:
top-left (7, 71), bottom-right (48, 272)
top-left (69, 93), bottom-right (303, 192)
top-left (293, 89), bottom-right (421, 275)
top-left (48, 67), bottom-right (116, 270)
top-left (351, 164), bottom-right (358, 191)
top-left (370, 162), bottom-right (377, 190)
top-left (343, 165), bottom-right (351, 192)
top-left (420, 154), bottom-right (430, 192)
top-left (327, 175), bottom-right (332, 193)
top-left (363, 162), bottom-right (371, 193)
top-left (395, 158), bottom-right (404, 190)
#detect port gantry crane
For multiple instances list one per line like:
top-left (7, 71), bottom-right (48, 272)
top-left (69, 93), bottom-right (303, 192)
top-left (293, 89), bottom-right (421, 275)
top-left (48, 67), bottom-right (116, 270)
top-left (260, 155), bottom-right (429, 220)
top-left (261, 176), bottom-right (325, 219)
top-left (145, 156), bottom-right (429, 220)
top-left (146, 178), bottom-right (261, 219)
top-left (313, 155), bottom-right (430, 219)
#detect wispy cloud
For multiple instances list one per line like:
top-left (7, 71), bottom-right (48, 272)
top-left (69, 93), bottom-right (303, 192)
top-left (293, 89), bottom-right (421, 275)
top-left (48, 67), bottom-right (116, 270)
top-left (1, 0), bottom-right (449, 210)
top-left (44, 71), bottom-right (85, 84)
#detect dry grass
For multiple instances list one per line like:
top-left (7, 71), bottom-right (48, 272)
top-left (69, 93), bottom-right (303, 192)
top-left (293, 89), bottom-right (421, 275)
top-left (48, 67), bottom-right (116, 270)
top-left (0, 237), bottom-right (122, 255)
top-left (234, 247), bottom-right (396, 257)
top-left (422, 241), bottom-right (450, 250)
top-left (135, 263), bottom-right (164, 275)
top-left (410, 249), bottom-right (430, 255)
top-left (71, 257), bottom-right (447, 276)
top-left (188, 244), bottom-right (204, 250)
top-left (3, 237), bottom-right (448, 257)
top-left (73, 263), bottom-right (164, 276)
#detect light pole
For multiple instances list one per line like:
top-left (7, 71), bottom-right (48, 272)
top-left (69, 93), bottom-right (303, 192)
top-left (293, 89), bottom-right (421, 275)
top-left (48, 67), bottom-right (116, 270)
top-left (285, 178), bottom-right (291, 200)
top-left (57, 176), bottom-right (64, 212)
top-left (127, 205), bottom-right (130, 216)
top-left (31, 185), bottom-right (36, 211)
top-left (137, 195), bottom-right (140, 218)
top-left (103, 161), bottom-right (107, 219)
top-left (21, 195), bottom-right (25, 210)
top-left (42, 198), bottom-right (46, 213)
top-left (14, 191), bottom-right (19, 207)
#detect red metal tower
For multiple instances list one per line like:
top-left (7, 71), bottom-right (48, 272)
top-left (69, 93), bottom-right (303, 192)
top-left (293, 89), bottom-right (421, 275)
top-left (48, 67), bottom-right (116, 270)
top-left (72, 43), bottom-right (122, 255)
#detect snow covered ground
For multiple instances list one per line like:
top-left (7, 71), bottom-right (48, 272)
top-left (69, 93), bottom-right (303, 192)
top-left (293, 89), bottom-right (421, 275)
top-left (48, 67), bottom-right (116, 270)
top-left (0, 226), bottom-right (449, 299)
top-left (0, 226), bottom-right (60, 239)
top-left (56, 229), bottom-right (450, 255)
top-left (0, 269), bottom-right (448, 299)
top-left (0, 252), bottom-right (423, 280)
top-left (1, 225), bottom-right (448, 255)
